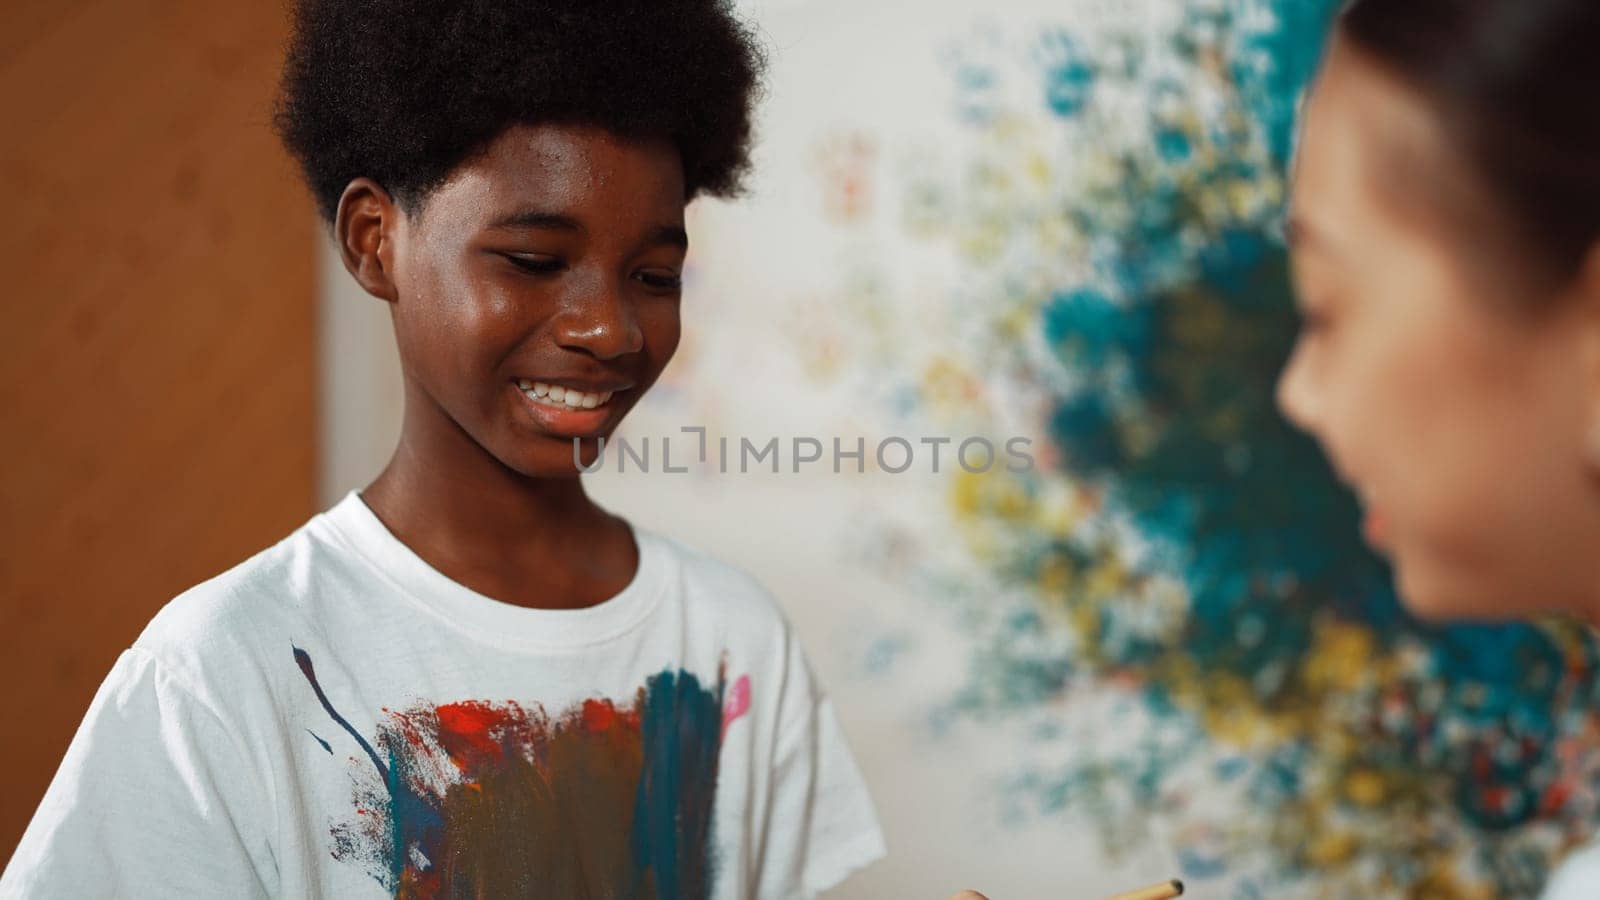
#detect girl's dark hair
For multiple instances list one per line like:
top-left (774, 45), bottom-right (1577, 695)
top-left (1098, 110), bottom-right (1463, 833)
top-left (1339, 0), bottom-right (1600, 284)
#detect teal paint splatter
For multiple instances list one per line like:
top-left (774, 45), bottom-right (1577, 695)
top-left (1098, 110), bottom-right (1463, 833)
top-left (629, 669), bottom-right (726, 900)
top-left (898, 3), bottom-right (1600, 894)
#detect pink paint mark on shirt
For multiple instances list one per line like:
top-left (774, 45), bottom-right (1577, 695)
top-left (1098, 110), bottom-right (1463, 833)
top-left (721, 674), bottom-right (751, 738)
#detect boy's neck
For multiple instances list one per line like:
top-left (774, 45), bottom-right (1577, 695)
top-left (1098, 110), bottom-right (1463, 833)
top-left (357, 411), bottom-right (637, 611)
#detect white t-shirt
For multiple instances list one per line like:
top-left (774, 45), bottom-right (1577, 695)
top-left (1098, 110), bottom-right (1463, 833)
top-left (1, 491), bottom-right (886, 899)
top-left (1542, 839), bottom-right (1600, 900)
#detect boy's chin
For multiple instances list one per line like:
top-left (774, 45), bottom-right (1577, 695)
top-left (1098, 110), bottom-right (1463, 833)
top-left (498, 436), bottom-right (609, 479)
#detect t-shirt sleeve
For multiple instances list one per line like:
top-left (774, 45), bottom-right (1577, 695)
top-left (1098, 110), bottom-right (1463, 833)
top-left (752, 633), bottom-right (887, 899)
top-left (0, 647), bottom-right (277, 898)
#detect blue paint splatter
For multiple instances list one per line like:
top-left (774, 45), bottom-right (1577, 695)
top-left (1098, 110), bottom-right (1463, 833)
top-left (306, 729), bottom-right (332, 754)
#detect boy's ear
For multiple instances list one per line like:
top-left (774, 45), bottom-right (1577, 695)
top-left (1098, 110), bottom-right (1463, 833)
top-left (333, 177), bottom-right (401, 304)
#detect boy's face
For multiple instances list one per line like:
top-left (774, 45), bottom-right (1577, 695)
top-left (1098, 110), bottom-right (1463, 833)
top-left (382, 123), bottom-right (687, 477)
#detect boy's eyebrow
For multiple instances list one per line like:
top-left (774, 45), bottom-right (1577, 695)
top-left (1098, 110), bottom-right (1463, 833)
top-left (485, 208), bottom-right (688, 252)
top-left (485, 208), bottom-right (585, 232)
top-left (647, 224), bottom-right (690, 252)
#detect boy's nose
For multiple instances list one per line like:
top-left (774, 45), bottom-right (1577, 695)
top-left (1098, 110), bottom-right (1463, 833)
top-left (552, 283), bottom-right (645, 360)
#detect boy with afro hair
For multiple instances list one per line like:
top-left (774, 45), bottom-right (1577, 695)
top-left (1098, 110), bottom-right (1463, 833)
top-left (1, 1), bottom-right (887, 896)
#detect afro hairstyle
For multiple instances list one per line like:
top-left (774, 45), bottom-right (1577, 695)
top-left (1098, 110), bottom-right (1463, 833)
top-left (271, 0), bottom-right (767, 225)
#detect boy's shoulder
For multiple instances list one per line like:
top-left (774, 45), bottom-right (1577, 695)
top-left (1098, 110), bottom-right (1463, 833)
top-left (129, 512), bottom-right (330, 698)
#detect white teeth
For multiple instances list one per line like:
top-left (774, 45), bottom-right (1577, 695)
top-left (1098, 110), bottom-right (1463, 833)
top-left (517, 381), bottom-right (616, 410)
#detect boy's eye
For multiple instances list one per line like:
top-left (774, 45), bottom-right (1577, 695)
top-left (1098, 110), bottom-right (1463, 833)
top-left (635, 270), bottom-right (683, 291)
top-left (505, 254), bottom-right (565, 275)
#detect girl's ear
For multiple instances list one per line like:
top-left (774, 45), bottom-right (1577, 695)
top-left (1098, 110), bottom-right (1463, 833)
top-left (333, 177), bottom-right (402, 304)
top-left (1573, 240), bottom-right (1600, 469)
top-left (1580, 239), bottom-right (1600, 309)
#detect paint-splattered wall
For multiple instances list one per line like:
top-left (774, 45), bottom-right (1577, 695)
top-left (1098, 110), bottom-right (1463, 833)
top-left (582, 0), bottom-right (1600, 896)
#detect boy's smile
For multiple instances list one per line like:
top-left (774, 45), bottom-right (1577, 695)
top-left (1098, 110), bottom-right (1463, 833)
top-left (512, 377), bottom-right (633, 438)
top-left (350, 121), bottom-right (688, 477)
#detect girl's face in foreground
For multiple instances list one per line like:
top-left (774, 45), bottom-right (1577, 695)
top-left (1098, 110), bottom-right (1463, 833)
top-left (1277, 36), bottom-right (1600, 623)
top-left (344, 122), bottom-right (688, 478)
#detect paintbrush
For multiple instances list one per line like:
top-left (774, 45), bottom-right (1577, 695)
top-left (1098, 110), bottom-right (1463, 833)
top-left (1103, 879), bottom-right (1184, 900)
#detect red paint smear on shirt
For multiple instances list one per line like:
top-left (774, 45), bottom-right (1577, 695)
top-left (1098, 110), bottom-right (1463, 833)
top-left (434, 701), bottom-right (514, 769)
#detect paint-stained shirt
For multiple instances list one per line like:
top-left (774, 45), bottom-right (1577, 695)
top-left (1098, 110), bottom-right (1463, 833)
top-left (0, 490), bottom-right (887, 899)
